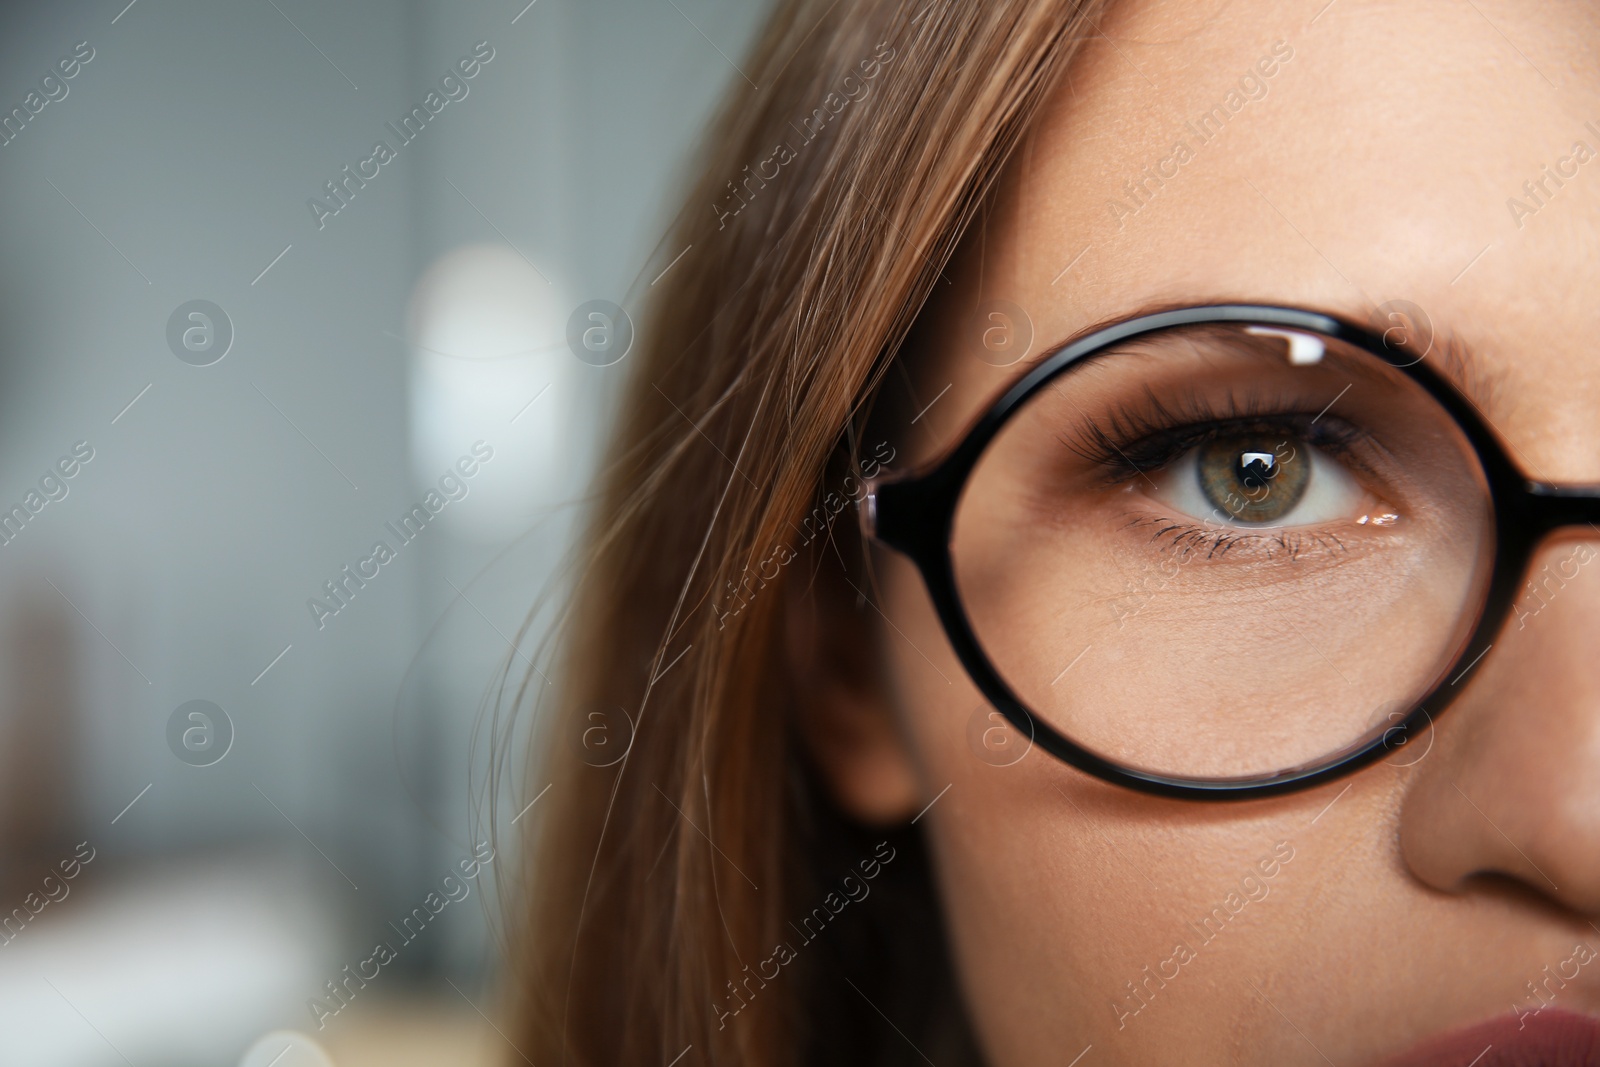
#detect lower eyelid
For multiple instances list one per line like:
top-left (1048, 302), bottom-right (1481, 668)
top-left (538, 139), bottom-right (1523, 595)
top-left (1126, 515), bottom-right (1365, 566)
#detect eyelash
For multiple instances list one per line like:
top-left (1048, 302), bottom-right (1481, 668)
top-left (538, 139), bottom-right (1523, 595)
top-left (1123, 515), bottom-right (1353, 563)
top-left (1055, 389), bottom-right (1366, 486)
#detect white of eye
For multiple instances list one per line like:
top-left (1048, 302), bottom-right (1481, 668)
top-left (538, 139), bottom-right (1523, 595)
top-left (1146, 442), bottom-right (1368, 529)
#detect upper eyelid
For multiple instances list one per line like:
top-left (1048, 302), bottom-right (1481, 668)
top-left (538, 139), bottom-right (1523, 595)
top-left (1062, 408), bottom-right (1362, 484)
top-left (1124, 415), bottom-right (1342, 457)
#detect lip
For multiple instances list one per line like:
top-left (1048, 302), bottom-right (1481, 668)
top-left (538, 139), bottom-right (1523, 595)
top-left (1376, 1009), bottom-right (1600, 1067)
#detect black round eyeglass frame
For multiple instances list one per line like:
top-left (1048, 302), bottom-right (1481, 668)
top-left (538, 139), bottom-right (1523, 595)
top-left (863, 303), bottom-right (1600, 801)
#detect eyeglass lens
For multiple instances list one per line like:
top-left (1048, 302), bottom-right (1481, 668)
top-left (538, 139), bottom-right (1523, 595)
top-left (949, 322), bottom-right (1496, 781)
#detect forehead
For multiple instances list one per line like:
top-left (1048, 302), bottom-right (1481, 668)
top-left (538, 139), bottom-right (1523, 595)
top-left (919, 0), bottom-right (1600, 480)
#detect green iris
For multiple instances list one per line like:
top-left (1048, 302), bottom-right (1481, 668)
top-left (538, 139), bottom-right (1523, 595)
top-left (1196, 435), bottom-right (1308, 524)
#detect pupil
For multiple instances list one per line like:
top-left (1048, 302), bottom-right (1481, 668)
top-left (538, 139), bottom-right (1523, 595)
top-left (1236, 451), bottom-right (1276, 489)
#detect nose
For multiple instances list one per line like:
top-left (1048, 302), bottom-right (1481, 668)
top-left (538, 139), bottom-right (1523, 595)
top-left (1399, 536), bottom-right (1600, 914)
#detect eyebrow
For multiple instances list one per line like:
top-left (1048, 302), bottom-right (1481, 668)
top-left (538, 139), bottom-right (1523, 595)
top-left (1427, 329), bottom-right (1508, 425)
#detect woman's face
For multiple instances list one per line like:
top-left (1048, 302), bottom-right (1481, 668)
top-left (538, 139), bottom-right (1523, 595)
top-left (867, 1), bottom-right (1600, 1063)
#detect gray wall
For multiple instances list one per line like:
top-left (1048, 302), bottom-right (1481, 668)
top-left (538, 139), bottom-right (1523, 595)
top-left (0, 0), bottom-right (772, 1063)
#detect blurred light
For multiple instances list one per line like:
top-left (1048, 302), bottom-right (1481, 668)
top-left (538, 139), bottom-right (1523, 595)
top-left (238, 1031), bottom-right (335, 1067)
top-left (405, 244), bottom-right (578, 545)
top-left (0, 852), bottom-right (334, 1066)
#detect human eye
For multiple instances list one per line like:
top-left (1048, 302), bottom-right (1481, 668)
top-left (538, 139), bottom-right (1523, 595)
top-left (1087, 407), bottom-right (1400, 551)
top-left (1152, 428), bottom-right (1363, 527)
top-left (949, 320), bottom-right (1487, 585)
top-left (1049, 373), bottom-right (1405, 562)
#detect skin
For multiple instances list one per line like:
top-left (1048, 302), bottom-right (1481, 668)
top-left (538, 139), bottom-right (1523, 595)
top-left (792, 1), bottom-right (1600, 1063)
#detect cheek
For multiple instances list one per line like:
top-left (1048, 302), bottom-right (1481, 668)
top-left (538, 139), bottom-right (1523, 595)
top-left (879, 551), bottom-right (1129, 1057)
top-left (878, 550), bottom-right (1344, 1064)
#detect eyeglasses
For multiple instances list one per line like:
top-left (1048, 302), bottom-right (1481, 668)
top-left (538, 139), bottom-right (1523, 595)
top-left (864, 304), bottom-right (1600, 800)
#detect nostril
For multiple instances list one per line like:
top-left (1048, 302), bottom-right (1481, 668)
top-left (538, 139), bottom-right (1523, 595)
top-left (1450, 781), bottom-right (1563, 897)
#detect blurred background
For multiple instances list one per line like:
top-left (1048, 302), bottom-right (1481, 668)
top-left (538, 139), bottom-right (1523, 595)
top-left (0, 0), bottom-right (772, 1062)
